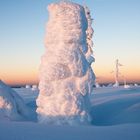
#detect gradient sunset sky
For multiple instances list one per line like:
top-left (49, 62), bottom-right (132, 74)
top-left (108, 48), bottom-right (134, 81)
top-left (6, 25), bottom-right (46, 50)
top-left (0, 0), bottom-right (140, 85)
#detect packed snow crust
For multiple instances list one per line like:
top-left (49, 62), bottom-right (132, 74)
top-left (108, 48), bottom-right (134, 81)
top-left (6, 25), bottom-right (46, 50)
top-left (0, 86), bottom-right (140, 140)
top-left (0, 80), bottom-right (29, 121)
top-left (36, 1), bottom-right (95, 125)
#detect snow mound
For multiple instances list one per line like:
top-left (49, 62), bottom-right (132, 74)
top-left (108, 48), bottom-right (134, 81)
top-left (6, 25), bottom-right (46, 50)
top-left (25, 85), bottom-right (31, 89)
top-left (32, 85), bottom-right (38, 91)
top-left (0, 80), bottom-right (29, 121)
top-left (36, 1), bottom-right (95, 125)
top-left (95, 82), bottom-right (100, 88)
top-left (124, 84), bottom-right (130, 89)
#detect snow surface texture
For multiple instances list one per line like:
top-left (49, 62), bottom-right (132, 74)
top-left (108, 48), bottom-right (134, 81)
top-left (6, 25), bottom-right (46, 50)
top-left (36, 1), bottom-right (95, 125)
top-left (0, 80), bottom-right (29, 121)
top-left (0, 86), bottom-right (140, 140)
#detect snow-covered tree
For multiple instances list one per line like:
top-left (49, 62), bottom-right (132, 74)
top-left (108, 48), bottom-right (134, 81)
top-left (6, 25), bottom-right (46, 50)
top-left (84, 5), bottom-right (95, 64)
top-left (36, 1), bottom-right (95, 125)
top-left (0, 80), bottom-right (29, 121)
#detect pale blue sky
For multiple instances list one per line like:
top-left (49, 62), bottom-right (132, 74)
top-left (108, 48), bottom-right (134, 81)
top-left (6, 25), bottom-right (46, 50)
top-left (0, 0), bottom-right (140, 84)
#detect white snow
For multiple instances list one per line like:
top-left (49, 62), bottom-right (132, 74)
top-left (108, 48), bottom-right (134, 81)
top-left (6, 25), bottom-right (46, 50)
top-left (134, 83), bottom-right (138, 87)
top-left (0, 1), bottom-right (139, 139)
top-left (0, 80), bottom-right (30, 121)
top-left (0, 121), bottom-right (140, 140)
top-left (25, 85), bottom-right (31, 89)
top-left (95, 82), bottom-right (101, 88)
top-left (0, 85), bottom-right (140, 140)
top-left (36, 1), bottom-right (95, 125)
top-left (84, 5), bottom-right (95, 64)
top-left (124, 84), bottom-right (130, 89)
top-left (32, 85), bottom-right (38, 91)
top-left (91, 86), bottom-right (140, 126)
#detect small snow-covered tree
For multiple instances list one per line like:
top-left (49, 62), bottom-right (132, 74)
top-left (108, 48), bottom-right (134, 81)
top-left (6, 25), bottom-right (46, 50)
top-left (0, 80), bottom-right (29, 120)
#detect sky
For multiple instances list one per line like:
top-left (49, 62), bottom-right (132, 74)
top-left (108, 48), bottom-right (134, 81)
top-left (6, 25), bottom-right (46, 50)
top-left (0, 0), bottom-right (140, 85)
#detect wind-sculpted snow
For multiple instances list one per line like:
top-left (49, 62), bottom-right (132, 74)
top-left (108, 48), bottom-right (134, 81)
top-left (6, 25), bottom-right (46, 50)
top-left (84, 6), bottom-right (95, 64)
top-left (91, 87), bottom-right (140, 125)
top-left (36, 1), bottom-right (95, 125)
top-left (1, 86), bottom-right (140, 140)
top-left (0, 80), bottom-right (29, 121)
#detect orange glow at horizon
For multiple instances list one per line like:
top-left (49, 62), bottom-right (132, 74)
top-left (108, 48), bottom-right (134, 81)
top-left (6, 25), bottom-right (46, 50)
top-left (0, 68), bottom-right (39, 85)
top-left (1, 66), bottom-right (140, 85)
top-left (0, 58), bottom-right (140, 85)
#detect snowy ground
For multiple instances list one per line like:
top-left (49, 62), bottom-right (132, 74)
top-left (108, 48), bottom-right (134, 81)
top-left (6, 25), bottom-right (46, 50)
top-left (0, 86), bottom-right (140, 140)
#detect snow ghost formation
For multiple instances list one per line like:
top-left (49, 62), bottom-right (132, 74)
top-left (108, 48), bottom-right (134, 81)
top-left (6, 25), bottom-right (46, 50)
top-left (36, 1), bottom-right (95, 125)
top-left (0, 80), bottom-right (29, 121)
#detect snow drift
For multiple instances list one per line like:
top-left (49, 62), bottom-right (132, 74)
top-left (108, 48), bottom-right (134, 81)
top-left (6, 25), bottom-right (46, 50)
top-left (36, 1), bottom-right (95, 125)
top-left (1, 86), bottom-right (140, 140)
top-left (0, 80), bottom-right (29, 121)
top-left (91, 86), bottom-right (140, 125)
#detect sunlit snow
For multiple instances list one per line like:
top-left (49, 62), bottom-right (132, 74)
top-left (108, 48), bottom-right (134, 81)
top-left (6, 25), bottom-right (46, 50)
top-left (36, 1), bottom-right (95, 125)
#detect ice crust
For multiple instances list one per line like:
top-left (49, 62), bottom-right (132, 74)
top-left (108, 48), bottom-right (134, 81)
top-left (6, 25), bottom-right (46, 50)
top-left (36, 1), bottom-right (95, 125)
